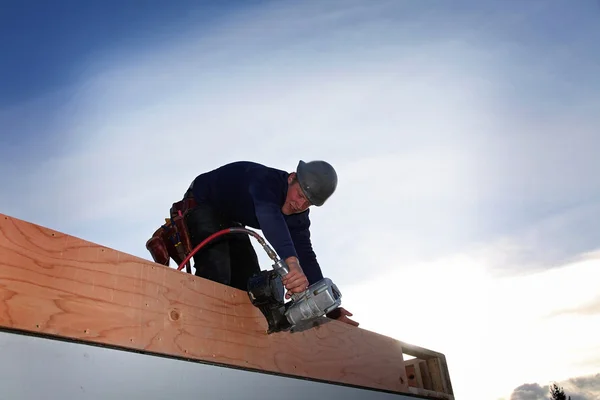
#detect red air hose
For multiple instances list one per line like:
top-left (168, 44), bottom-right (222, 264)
top-left (177, 227), bottom-right (273, 271)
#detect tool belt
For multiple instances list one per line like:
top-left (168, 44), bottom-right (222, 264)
top-left (145, 191), bottom-right (197, 273)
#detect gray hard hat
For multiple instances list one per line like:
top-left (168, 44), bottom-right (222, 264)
top-left (296, 160), bottom-right (338, 206)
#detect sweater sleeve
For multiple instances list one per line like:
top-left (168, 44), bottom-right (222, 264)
top-left (286, 211), bottom-right (324, 285)
top-left (248, 174), bottom-right (298, 262)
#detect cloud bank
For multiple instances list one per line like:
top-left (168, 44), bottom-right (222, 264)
top-left (510, 373), bottom-right (600, 400)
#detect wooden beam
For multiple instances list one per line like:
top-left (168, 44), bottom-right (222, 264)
top-left (398, 340), bottom-right (446, 359)
top-left (0, 213), bottom-right (411, 394)
top-left (427, 357), bottom-right (447, 393)
top-left (399, 341), bottom-right (454, 396)
top-left (404, 358), bottom-right (424, 389)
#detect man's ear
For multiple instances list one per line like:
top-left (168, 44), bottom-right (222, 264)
top-left (288, 172), bottom-right (297, 184)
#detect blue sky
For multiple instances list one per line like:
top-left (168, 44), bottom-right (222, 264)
top-left (1, 1), bottom-right (600, 399)
top-left (0, 0), bottom-right (258, 105)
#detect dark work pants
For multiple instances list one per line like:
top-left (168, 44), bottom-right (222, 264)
top-left (184, 202), bottom-right (261, 291)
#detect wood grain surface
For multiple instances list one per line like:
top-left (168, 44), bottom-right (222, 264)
top-left (0, 213), bottom-right (409, 393)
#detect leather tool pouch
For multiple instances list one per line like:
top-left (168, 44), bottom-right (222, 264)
top-left (145, 194), bottom-right (197, 273)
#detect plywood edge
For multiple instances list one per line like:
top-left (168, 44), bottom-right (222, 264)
top-left (0, 213), bottom-right (412, 394)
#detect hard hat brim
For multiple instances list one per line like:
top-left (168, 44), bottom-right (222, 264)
top-left (296, 159), bottom-right (333, 207)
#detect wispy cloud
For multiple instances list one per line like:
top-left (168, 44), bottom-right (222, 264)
top-left (5, 1), bottom-right (511, 254)
top-left (548, 294), bottom-right (600, 318)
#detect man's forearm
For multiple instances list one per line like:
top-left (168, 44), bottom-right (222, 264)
top-left (282, 256), bottom-right (308, 296)
top-left (288, 226), bottom-right (324, 285)
top-left (285, 256), bottom-right (302, 271)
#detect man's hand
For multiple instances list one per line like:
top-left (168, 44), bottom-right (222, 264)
top-left (327, 307), bottom-right (359, 327)
top-left (282, 256), bottom-right (309, 299)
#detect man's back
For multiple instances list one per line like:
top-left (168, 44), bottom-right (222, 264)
top-left (189, 161), bottom-right (289, 228)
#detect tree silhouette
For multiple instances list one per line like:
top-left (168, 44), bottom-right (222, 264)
top-left (549, 383), bottom-right (571, 400)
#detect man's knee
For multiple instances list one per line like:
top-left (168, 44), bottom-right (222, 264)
top-left (192, 241), bottom-right (233, 285)
top-left (228, 235), bottom-right (261, 290)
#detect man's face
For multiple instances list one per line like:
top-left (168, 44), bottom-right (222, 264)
top-left (282, 173), bottom-right (311, 215)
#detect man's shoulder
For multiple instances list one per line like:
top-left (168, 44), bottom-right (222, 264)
top-left (285, 209), bottom-right (311, 231)
top-left (194, 161), bottom-right (277, 181)
top-left (236, 161), bottom-right (288, 185)
top-left (217, 161), bottom-right (286, 176)
top-left (194, 161), bottom-right (288, 197)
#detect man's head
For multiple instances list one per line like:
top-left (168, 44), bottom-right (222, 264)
top-left (282, 160), bottom-right (338, 215)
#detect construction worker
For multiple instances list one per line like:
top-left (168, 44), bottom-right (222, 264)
top-left (182, 160), bottom-right (358, 327)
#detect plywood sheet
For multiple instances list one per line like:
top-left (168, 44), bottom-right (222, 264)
top-left (0, 213), bottom-right (409, 393)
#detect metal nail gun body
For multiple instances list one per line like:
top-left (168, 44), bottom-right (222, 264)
top-left (174, 226), bottom-right (342, 334)
top-left (247, 258), bottom-right (342, 334)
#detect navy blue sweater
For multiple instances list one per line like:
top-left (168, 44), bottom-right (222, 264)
top-left (188, 161), bottom-right (324, 284)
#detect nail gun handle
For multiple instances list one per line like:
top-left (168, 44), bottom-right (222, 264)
top-left (272, 259), bottom-right (305, 302)
top-left (273, 259), bottom-right (290, 276)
